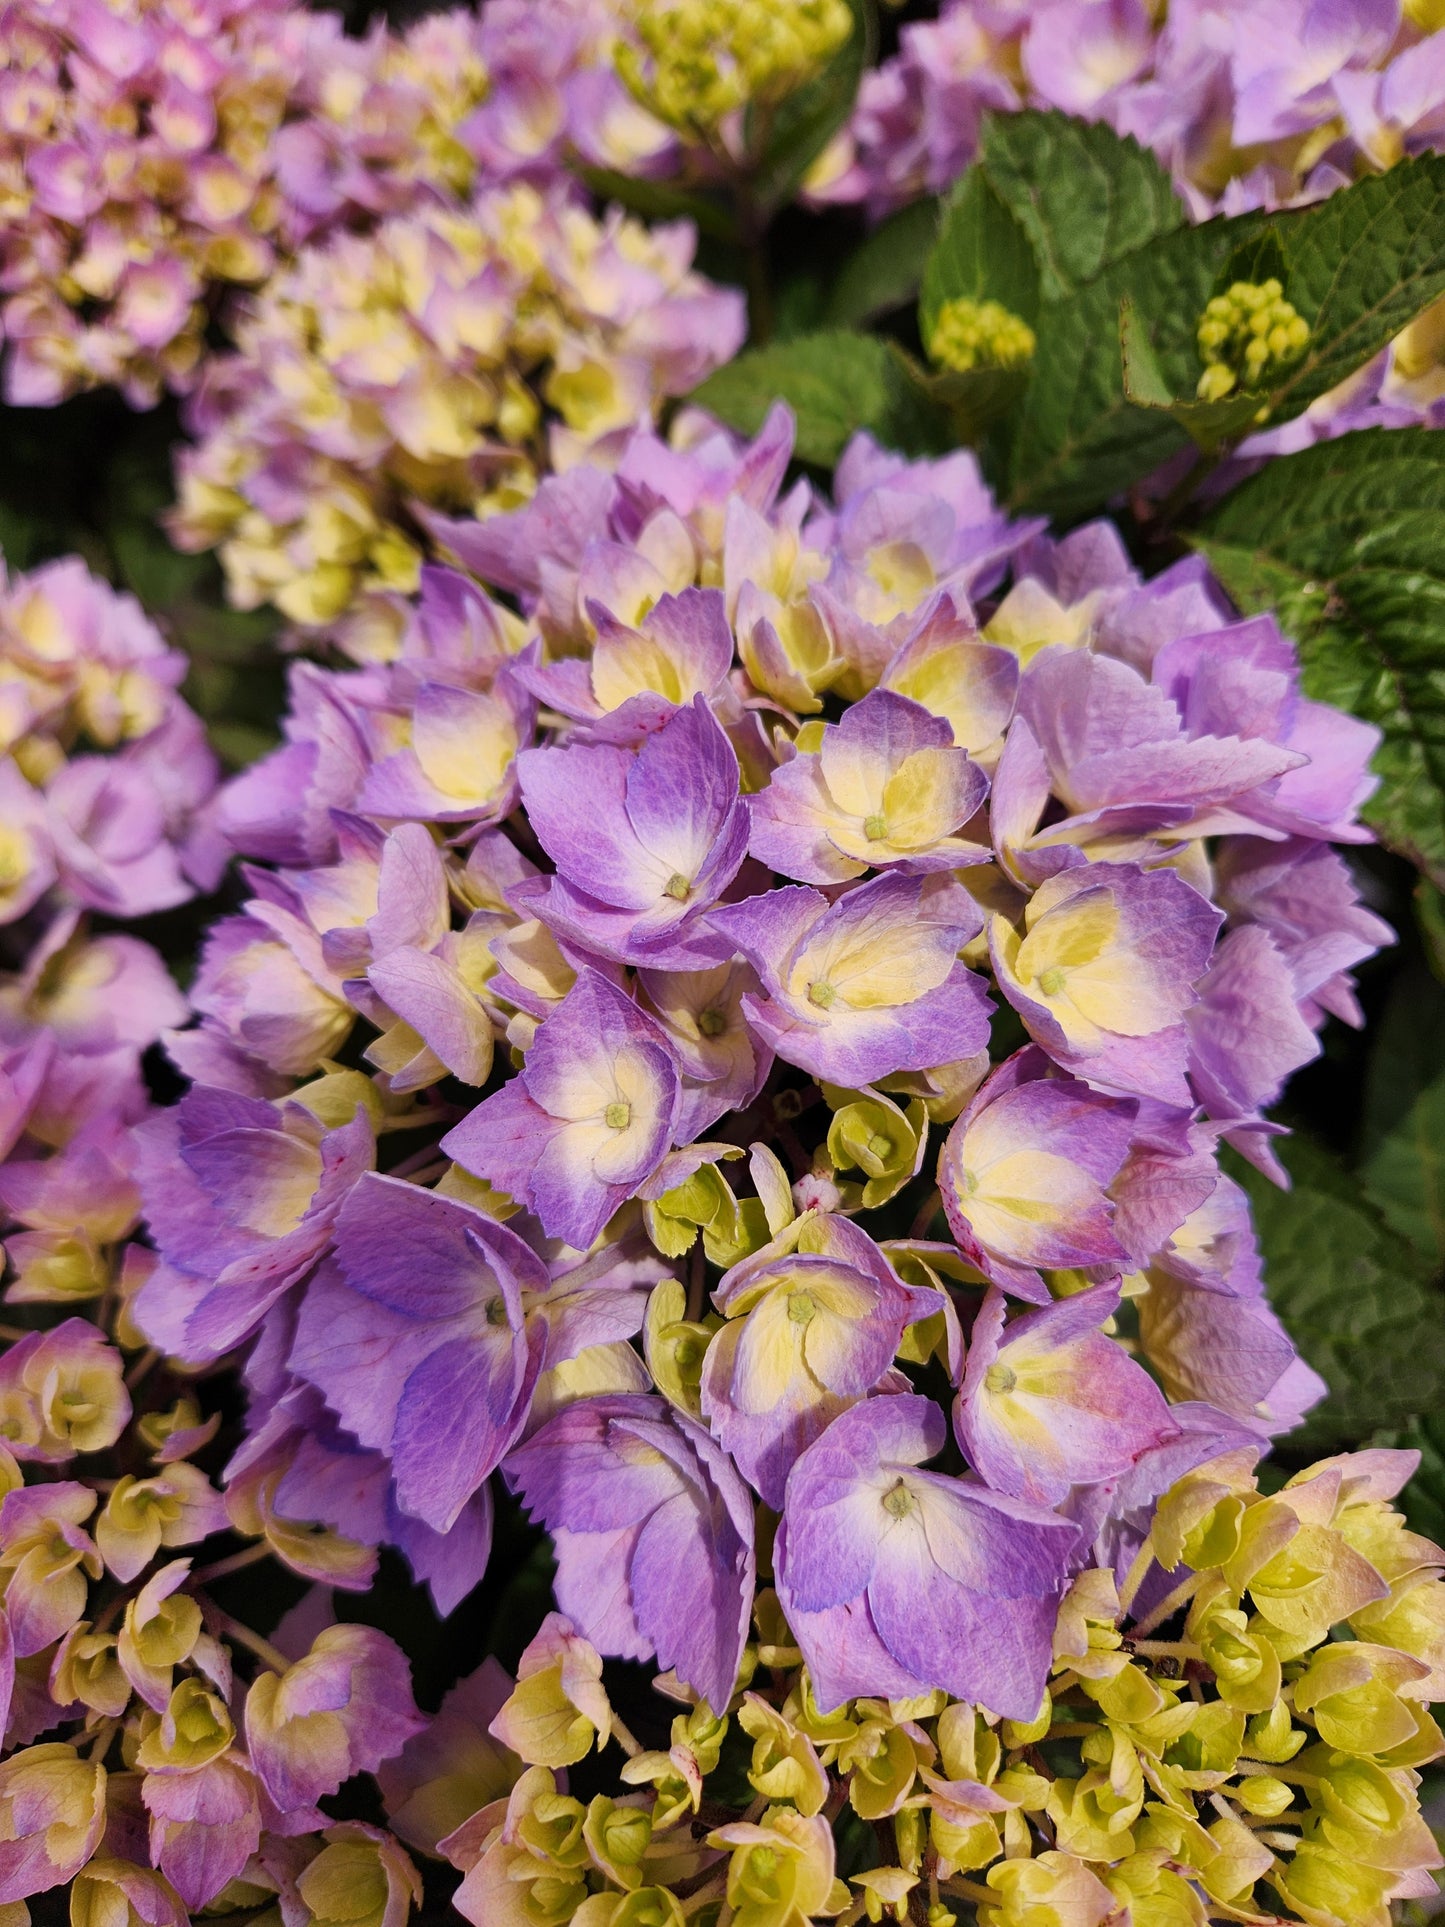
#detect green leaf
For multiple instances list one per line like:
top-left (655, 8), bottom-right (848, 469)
top-left (1007, 210), bottom-right (1279, 514)
top-left (1266, 155), bottom-right (1445, 419)
top-left (826, 196), bottom-right (939, 327)
top-left (1417, 877), bottom-right (1445, 984)
top-left (895, 354), bottom-right (1030, 445)
top-left (1120, 294), bottom-right (1270, 454)
top-left (1197, 428), bottom-right (1445, 885)
top-left (1231, 1132), bottom-right (1445, 1452)
top-left (967, 113), bottom-right (1222, 515)
top-left (919, 167), bottom-right (1040, 344)
top-left (688, 329), bottom-right (948, 465)
top-left (1111, 160), bottom-right (1445, 467)
top-left (749, 0), bottom-right (875, 213)
top-left (975, 126), bottom-right (1445, 513)
top-left (1360, 964), bottom-right (1445, 1268)
top-left (977, 109), bottom-right (1185, 303)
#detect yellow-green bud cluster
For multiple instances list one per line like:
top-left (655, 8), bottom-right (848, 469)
top-left (617, 0), bottom-right (853, 139)
top-left (929, 297), bottom-right (1037, 375)
top-left (458, 1449), bottom-right (1445, 1926)
top-left (1196, 277), bottom-right (1310, 400)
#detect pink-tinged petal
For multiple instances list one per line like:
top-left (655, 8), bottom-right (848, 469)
top-left (706, 886), bottom-right (831, 999)
top-left (717, 873), bottom-right (990, 1086)
top-left (1187, 924), bottom-right (1320, 1122)
top-left (440, 1078), bottom-right (558, 1208)
top-left (519, 742), bottom-right (653, 907)
top-left (1138, 1275), bottom-right (1327, 1436)
top-left (773, 1555), bottom-right (933, 1713)
top-left (957, 1284), bottom-right (1179, 1505)
top-left (367, 947), bottom-right (495, 1086)
top-left (748, 755), bottom-right (865, 885)
top-left (630, 1486), bottom-right (748, 1713)
top-left (439, 986), bottom-right (682, 1240)
top-left (779, 1395), bottom-right (1074, 1715)
top-left (367, 824), bottom-right (449, 956)
top-left (506, 1396), bottom-right (753, 1702)
top-left (864, 1502), bottom-right (1058, 1717)
top-left (751, 688), bottom-right (989, 883)
top-left (817, 687), bottom-right (954, 814)
top-left (518, 701), bottom-right (747, 962)
top-left (1021, 646), bottom-right (1302, 827)
top-left (625, 699), bottom-right (748, 898)
top-left (880, 596), bottom-right (1020, 754)
top-left (144, 1757), bottom-right (261, 1910)
top-left (991, 862), bottom-right (1220, 1107)
top-left (939, 1065), bottom-right (1135, 1292)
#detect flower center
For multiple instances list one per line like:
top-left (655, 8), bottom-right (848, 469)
top-left (985, 1363), bottom-right (1017, 1395)
top-left (787, 1292), bottom-right (816, 1325)
top-left (882, 1479), bottom-right (915, 1520)
top-left (807, 979), bottom-right (836, 1008)
top-left (663, 872), bottom-right (691, 902)
top-left (1037, 966), bottom-right (1067, 997)
top-left (697, 1007), bottom-right (727, 1037)
top-left (605, 1101), bottom-right (632, 1129)
top-left (863, 813), bottom-right (889, 841)
top-left (485, 1297), bottom-right (509, 1327)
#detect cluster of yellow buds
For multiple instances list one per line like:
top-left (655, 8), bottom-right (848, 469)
top-left (617, 0), bottom-right (854, 142)
top-left (168, 184), bottom-right (743, 648)
top-left (443, 1446), bottom-right (1444, 1927)
top-left (928, 298), bottom-right (1037, 376)
top-left (1196, 278), bottom-right (1311, 400)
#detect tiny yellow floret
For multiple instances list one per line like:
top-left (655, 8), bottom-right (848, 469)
top-left (929, 297), bottom-right (1036, 375)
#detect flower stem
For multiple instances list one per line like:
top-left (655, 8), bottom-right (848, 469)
top-left (208, 1606), bottom-right (289, 1675)
top-left (188, 1540), bottom-right (271, 1587)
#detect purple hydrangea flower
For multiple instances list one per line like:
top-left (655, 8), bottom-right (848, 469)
top-left (748, 687), bottom-right (990, 884)
top-left (938, 1049), bottom-right (1138, 1302)
top-left (775, 1394), bottom-right (1077, 1716)
top-left (289, 1172), bottom-right (652, 1531)
top-left (955, 1282), bottom-right (1179, 1505)
top-left (131, 1087), bottom-right (374, 1364)
top-left (513, 695), bottom-right (750, 967)
top-left (441, 970), bottom-right (681, 1249)
top-left (990, 861), bottom-right (1222, 1107)
top-left (505, 1393), bottom-right (756, 1714)
top-left (514, 587), bottom-right (737, 740)
top-left (700, 1216), bottom-right (939, 1506)
top-left (711, 872), bottom-right (992, 1087)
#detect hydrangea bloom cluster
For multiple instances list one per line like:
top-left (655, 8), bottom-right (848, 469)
top-left (0, 552), bottom-right (220, 1612)
top-left (816, 0), bottom-right (1445, 222)
top-left (0, 0), bottom-right (510, 407)
top-left (0, 549), bottom-right (222, 1126)
top-left (439, 1441), bottom-right (1445, 1927)
top-left (0, 400), bottom-right (1392, 1921)
top-left (0, 0), bottom-right (861, 414)
top-left (166, 186), bottom-right (745, 648)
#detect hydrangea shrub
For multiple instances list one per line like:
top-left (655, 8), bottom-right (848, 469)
top-left (1, 5), bottom-right (1445, 1926)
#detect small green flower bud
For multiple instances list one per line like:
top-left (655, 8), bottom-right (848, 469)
top-left (1195, 278), bottom-right (1310, 401)
top-left (584, 1796), bottom-right (654, 1888)
top-left (825, 1091), bottom-right (927, 1208)
top-left (1245, 1699), bottom-right (1307, 1764)
top-left (1232, 1773), bottom-right (1294, 1817)
top-left (929, 297), bottom-right (1036, 374)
